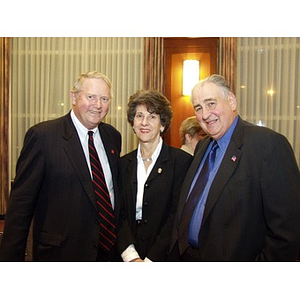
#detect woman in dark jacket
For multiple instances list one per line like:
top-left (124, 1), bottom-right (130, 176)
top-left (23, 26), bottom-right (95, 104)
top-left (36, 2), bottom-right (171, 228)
top-left (117, 90), bottom-right (193, 261)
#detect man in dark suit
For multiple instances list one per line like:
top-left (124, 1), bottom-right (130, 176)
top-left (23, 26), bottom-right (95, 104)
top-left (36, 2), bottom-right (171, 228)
top-left (169, 74), bottom-right (300, 261)
top-left (0, 71), bottom-right (122, 261)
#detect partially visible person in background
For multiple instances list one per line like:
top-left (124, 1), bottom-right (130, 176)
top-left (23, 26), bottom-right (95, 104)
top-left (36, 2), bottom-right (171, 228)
top-left (117, 90), bottom-right (193, 261)
top-left (0, 71), bottom-right (122, 262)
top-left (179, 116), bottom-right (207, 155)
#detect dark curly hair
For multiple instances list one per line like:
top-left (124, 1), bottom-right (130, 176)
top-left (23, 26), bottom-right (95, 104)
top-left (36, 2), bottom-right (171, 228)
top-left (127, 90), bottom-right (173, 134)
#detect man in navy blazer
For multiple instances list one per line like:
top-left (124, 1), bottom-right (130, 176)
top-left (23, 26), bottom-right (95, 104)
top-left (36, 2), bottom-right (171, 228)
top-left (0, 71), bottom-right (122, 261)
top-left (169, 74), bottom-right (300, 261)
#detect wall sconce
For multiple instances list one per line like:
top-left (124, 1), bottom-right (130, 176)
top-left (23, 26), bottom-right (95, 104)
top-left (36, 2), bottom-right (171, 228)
top-left (182, 60), bottom-right (200, 96)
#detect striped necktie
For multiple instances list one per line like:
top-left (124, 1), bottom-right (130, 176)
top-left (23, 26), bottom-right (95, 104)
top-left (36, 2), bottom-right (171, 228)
top-left (88, 131), bottom-right (116, 252)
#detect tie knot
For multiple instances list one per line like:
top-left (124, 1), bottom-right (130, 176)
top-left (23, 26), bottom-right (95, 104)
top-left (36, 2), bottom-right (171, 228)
top-left (88, 131), bottom-right (94, 138)
top-left (211, 141), bottom-right (218, 152)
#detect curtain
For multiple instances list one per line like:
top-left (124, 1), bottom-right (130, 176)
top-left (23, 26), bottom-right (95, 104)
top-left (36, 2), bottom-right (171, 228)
top-left (218, 37), bottom-right (237, 94)
top-left (0, 37), bottom-right (10, 215)
top-left (236, 37), bottom-right (300, 166)
top-left (10, 37), bottom-right (144, 182)
top-left (143, 37), bottom-right (165, 93)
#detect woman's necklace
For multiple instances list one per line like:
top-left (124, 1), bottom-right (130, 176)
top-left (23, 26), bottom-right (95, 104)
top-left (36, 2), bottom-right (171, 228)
top-left (142, 157), bottom-right (152, 162)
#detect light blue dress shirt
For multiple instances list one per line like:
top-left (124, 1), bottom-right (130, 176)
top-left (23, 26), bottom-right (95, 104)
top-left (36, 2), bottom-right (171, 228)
top-left (188, 116), bottom-right (238, 246)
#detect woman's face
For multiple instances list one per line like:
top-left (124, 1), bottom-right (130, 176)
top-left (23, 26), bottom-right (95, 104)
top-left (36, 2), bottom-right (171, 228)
top-left (133, 104), bottom-right (165, 144)
top-left (190, 131), bottom-right (207, 150)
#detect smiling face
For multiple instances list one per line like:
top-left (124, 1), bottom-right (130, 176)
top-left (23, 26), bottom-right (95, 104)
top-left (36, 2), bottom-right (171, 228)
top-left (191, 82), bottom-right (237, 141)
top-left (133, 104), bottom-right (165, 145)
top-left (71, 78), bottom-right (111, 130)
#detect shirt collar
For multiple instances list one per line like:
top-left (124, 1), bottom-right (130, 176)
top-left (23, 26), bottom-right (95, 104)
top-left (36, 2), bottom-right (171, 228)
top-left (137, 137), bottom-right (163, 162)
top-left (70, 109), bottom-right (98, 138)
top-left (215, 115), bottom-right (238, 152)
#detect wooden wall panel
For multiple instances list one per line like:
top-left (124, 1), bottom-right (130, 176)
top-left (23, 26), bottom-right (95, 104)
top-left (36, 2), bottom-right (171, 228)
top-left (0, 37), bottom-right (10, 215)
top-left (164, 38), bottom-right (218, 148)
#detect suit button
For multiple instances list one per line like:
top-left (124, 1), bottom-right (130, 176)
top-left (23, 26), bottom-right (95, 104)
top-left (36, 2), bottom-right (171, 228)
top-left (144, 219), bottom-right (148, 224)
top-left (144, 202), bottom-right (148, 206)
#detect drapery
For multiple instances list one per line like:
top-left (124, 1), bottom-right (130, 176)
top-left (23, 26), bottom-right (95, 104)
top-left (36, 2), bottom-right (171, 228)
top-left (0, 37), bottom-right (10, 215)
top-left (236, 37), bottom-right (300, 166)
top-left (143, 37), bottom-right (165, 93)
top-left (10, 37), bottom-right (144, 181)
top-left (219, 37), bottom-right (237, 94)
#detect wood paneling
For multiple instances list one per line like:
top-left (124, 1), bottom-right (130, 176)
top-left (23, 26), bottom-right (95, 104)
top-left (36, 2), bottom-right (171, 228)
top-left (0, 37), bottom-right (10, 215)
top-left (164, 38), bottom-right (218, 148)
top-left (0, 220), bottom-right (4, 232)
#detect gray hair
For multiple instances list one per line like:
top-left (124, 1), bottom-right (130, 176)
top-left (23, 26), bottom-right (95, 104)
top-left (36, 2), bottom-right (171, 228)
top-left (71, 71), bottom-right (113, 99)
top-left (192, 74), bottom-right (232, 98)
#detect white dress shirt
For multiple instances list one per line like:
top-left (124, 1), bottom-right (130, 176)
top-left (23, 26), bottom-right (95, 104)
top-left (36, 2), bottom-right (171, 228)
top-left (70, 110), bottom-right (115, 208)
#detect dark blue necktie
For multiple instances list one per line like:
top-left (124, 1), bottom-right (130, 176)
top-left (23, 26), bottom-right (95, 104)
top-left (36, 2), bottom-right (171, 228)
top-left (178, 141), bottom-right (218, 255)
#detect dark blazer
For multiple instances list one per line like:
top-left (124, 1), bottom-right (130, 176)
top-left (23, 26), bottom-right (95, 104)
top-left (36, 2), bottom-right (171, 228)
top-left (0, 112), bottom-right (121, 261)
top-left (117, 143), bottom-right (193, 261)
top-left (169, 116), bottom-right (300, 261)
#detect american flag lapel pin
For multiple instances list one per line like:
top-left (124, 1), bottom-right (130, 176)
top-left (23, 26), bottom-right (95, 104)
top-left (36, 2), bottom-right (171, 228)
top-left (111, 149), bottom-right (115, 154)
top-left (231, 156), bottom-right (237, 162)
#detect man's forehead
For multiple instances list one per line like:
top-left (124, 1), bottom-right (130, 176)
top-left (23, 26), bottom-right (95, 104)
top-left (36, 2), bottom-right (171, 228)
top-left (82, 78), bottom-right (109, 91)
top-left (192, 83), bottom-right (220, 99)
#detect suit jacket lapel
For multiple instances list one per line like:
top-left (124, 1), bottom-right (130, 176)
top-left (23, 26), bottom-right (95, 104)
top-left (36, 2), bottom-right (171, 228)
top-left (123, 151), bottom-right (138, 218)
top-left (176, 138), bottom-right (210, 222)
top-left (98, 124), bottom-right (119, 178)
top-left (125, 144), bottom-right (169, 211)
top-left (147, 143), bottom-right (169, 183)
top-left (202, 117), bottom-right (244, 226)
top-left (62, 113), bottom-right (97, 210)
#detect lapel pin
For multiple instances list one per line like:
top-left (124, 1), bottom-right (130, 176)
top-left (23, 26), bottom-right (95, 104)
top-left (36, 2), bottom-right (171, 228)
top-left (231, 156), bottom-right (237, 162)
top-left (111, 149), bottom-right (115, 154)
top-left (158, 168), bottom-right (162, 174)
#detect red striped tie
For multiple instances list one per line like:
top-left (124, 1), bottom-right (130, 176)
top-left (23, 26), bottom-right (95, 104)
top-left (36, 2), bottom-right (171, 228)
top-left (88, 131), bottom-right (116, 252)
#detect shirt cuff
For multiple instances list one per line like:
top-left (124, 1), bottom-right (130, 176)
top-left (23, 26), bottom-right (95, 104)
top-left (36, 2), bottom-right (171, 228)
top-left (121, 244), bottom-right (140, 262)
